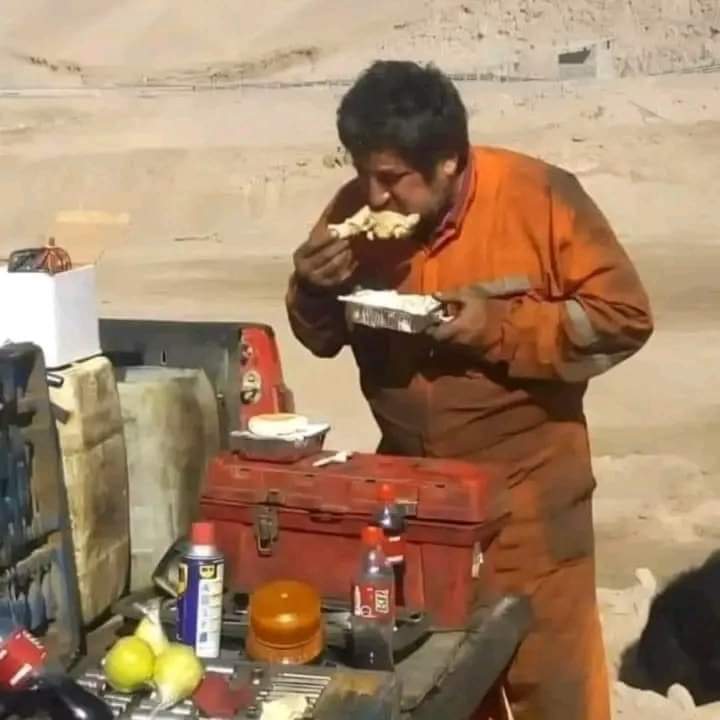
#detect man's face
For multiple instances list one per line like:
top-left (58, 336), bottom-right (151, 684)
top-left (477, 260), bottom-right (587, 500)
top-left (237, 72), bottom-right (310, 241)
top-left (353, 149), bottom-right (458, 229)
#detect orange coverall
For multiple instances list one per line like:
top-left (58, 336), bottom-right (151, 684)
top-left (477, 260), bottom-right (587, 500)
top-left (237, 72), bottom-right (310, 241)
top-left (286, 146), bottom-right (653, 719)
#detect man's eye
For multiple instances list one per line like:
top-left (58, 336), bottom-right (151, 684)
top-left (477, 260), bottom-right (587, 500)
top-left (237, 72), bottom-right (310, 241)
top-left (377, 172), bottom-right (405, 185)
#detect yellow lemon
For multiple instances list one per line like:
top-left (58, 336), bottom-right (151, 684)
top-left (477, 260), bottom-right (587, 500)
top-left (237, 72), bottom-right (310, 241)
top-left (153, 643), bottom-right (204, 708)
top-left (103, 636), bottom-right (155, 693)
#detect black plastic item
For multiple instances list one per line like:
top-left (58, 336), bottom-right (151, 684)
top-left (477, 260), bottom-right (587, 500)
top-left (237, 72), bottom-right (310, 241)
top-left (150, 534), bottom-right (186, 598)
top-left (6, 248), bottom-right (50, 273)
top-left (406, 596), bottom-right (532, 720)
top-left (113, 586), bottom-right (432, 658)
top-left (0, 675), bottom-right (112, 720)
top-left (6, 241), bottom-right (72, 276)
top-left (0, 343), bottom-right (85, 666)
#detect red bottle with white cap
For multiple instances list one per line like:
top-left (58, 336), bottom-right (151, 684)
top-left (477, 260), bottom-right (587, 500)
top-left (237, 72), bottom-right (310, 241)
top-left (374, 483), bottom-right (407, 606)
top-left (350, 526), bottom-right (395, 671)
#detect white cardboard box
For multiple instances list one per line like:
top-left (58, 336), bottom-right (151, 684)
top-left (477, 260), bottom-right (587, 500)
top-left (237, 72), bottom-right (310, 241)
top-left (0, 264), bottom-right (101, 368)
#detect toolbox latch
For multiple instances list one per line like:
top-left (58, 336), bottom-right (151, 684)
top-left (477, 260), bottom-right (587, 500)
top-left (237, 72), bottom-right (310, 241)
top-left (398, 499), bottom-right (418, 518)
top-left (254, 506), bottom-right (279, 556)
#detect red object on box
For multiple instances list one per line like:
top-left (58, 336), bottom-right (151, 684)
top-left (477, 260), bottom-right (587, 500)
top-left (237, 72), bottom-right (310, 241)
top-left (0, 627), bottom-right (48, 689)
top-left (200, 452), bottom-right (508, 627)
top-left (193, 673), bottom-right (252, 718)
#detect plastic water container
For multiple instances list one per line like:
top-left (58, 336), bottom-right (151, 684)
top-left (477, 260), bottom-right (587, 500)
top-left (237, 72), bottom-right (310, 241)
top-left (116, 367), bottom-right (220, 589)
top-left (49, 356), bottom-right (130, 624)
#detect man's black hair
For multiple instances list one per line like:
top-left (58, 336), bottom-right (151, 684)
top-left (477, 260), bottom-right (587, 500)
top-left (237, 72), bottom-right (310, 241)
top-left (337, 61), bottom-right (470, 177)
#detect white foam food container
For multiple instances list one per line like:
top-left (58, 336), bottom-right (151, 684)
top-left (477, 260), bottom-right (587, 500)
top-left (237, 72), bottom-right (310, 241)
top-left (0, 264), bottom-right (101, 368)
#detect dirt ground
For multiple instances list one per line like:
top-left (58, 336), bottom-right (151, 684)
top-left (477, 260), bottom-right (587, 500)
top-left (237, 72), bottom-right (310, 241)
top-left (3, 76), bottom-right (717, 588)
top-left (2, 2), bottom-right (720, 716)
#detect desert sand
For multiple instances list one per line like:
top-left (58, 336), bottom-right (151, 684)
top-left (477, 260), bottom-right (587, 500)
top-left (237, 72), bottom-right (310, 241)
top-left (2, 2), bottom-right (720, 716)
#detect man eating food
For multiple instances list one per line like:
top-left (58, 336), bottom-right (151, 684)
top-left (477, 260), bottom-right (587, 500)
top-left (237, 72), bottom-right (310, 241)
top-left (286, 60), bottom-right (653, 720)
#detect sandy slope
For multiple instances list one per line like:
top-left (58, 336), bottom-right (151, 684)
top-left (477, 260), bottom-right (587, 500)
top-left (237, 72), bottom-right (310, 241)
top-left (1, 0), bottom-right (719, 86)
top-left (1, 2), bottom-right (720, 715)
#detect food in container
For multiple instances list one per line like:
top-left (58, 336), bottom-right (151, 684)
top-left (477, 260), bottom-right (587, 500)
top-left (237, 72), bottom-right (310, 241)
top-left (328, 206), bottom-right (420, 241)
top-left (338, 289), bottom-right (444, 334)
top-left (231, 413), bottom-right (330, 463)
top-left (247, 413), bottom-right (310, 438)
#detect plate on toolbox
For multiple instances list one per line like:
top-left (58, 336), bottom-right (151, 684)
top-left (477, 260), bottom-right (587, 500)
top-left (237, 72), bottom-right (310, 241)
top-left (229, 424), bottom-right (329, 463)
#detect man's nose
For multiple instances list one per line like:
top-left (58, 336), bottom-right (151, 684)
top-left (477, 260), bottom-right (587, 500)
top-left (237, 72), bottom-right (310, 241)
top-left (368, 179), bottom-right (390, 211)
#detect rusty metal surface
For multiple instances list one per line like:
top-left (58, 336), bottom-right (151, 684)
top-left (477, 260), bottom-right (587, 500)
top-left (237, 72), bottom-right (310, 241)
top-left (107, 592), bottom-right (528, 719)
top-left (74, 658), bottom-right (400, 719)
top-left (402, 595), bottom-right (531, 719)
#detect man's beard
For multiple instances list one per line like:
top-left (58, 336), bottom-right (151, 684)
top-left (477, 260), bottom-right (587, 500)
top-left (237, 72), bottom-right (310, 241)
top-left (415, 188), bottom-right (455, 243)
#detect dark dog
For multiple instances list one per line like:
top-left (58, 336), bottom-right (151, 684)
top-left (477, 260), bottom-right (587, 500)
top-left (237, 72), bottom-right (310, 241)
top-left (633, 550), bottom-right (720, 705)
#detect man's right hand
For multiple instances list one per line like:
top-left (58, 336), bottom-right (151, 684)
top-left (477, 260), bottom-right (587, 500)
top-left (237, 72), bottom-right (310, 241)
top-left (293, 225), bottom-right (358, 292)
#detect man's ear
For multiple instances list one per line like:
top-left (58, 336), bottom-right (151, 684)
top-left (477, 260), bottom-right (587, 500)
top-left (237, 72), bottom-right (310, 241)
top-left (441, 156), bottom-right (459, 177)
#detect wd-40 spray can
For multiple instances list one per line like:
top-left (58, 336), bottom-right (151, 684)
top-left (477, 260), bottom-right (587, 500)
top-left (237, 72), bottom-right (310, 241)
top-left (176, 521), bottom-right (224, 658)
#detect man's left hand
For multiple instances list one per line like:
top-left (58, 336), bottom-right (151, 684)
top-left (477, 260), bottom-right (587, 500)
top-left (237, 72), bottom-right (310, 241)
top-left (426, 286), bottom-right (488, 346)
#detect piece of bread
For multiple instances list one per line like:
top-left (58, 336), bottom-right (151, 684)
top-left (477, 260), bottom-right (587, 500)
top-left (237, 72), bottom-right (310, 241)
top-left (248, 413), bottom-right (310, 438)
top-left (328, 206), bottom-right (420, 241)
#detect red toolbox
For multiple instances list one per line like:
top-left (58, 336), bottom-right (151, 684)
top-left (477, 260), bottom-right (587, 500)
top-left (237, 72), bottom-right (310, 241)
top-left (200, 452), bottom-right (508, 628)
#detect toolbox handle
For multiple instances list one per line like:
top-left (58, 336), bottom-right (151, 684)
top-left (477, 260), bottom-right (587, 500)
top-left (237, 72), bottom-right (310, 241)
top-left (316, 503), bottom-right (350, 515)
top-left (309, 510), bottom-right (344, 524)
